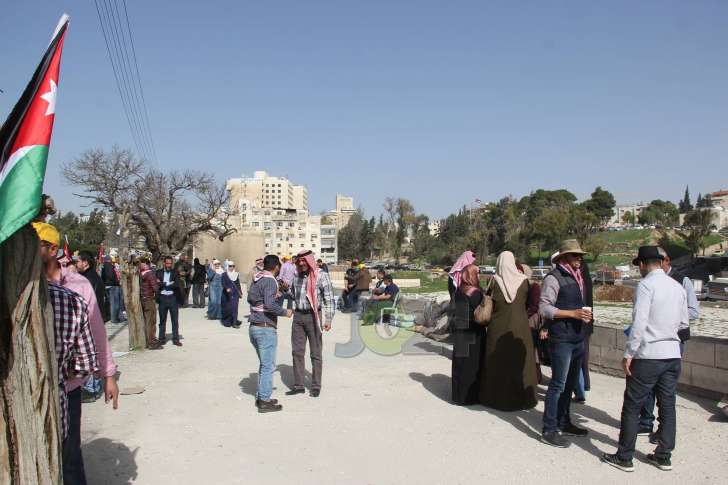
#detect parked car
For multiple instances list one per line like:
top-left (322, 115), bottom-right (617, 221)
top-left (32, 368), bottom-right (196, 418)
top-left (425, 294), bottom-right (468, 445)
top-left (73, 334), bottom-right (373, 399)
top-left (478, 265), bottom-right (496, 275)
top-left (531, 268), bottom-right (550, 280)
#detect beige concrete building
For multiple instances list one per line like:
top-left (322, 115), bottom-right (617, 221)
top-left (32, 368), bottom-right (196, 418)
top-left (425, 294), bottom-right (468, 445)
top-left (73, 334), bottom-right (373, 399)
top-left (327, 194), bottom-right (357, 230)
top-left (225, 170), bottom-right (338, 263)
top-left (608, 203), bottom-right (648, 226)
top-left (226, 171), bottom-right (308, 212)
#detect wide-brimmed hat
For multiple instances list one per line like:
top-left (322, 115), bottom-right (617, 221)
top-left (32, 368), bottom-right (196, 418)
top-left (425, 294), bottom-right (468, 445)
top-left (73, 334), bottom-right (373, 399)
top-left (632, 246), bottom-right (664, 266)
top-left (553, 239), bottom-right (586, 262)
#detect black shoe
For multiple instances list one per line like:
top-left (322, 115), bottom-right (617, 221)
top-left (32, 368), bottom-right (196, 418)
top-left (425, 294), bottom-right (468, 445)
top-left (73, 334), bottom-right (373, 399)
top-left (232, 323), bottom-right (241, 329)
top-left (559, 423), bottom-right (588, 436)
top-left (285, 388), bottom-right (305, 396)
top-left (257, 400), bottom-right (283, 413)
top-left (81, 390), bottom-right (98, 403)
top-left (541, 432), bottom-right (570, 448)
top-left (646, 453), bottom-right (672, 471)
top-left (573, 397), bottom-right (586, 404)
top-left (310, 389), bottom-right (320, 398)
top-left (601, 453), bottom-right (634, 472)
top-left (637, 426), bottom-right (653, 436)
top-left (648, 432), bottom-right (659, 445)
top-left (255, 398), bottom-right (278, 407)
top-left (158, 339), bottom-right (167, 346)
top-left (173, 341), bottom-right (183, 347)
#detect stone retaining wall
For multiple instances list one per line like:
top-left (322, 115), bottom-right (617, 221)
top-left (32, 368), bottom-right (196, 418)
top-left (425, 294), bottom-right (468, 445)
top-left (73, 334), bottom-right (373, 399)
top-left (590, 324), bottom-right (728, 398)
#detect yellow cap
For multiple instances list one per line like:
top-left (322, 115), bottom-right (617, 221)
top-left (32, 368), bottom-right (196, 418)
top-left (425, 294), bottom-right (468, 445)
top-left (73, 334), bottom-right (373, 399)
top-left (32, 222), bottom-right (61, 247)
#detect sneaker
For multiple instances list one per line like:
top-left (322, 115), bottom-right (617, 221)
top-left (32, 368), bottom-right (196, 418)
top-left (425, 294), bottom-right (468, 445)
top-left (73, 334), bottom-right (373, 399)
top-left (637, 426), bottom-right (653, 436)
top-left (559, 423), bottom-right (589, 436)
top-left (646, 453), bottom-right (672, 471)
top-left (601, 453), bottom-right (634, 472)
top-left (257, 400), bottom-right (283, 413)
top-left (541, 431), bottom-right (570, 448)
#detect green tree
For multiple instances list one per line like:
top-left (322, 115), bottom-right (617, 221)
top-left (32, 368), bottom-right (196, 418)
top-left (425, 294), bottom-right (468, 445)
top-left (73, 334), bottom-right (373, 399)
top-left (697, 194), bottom-right (713, 208)
top-left (337, 211), bottom-right (364, 261)
top-left (583, 186), bottom-right (616, 226)
top-left (358, 216), bottom-right (375, 259)
top-left (638, 200), bottom-right (679, 227)
top-left (383, 197), bottom-right (415, 263)
top-left (677, 209), bottom-right (716, 257)
top-left (621, 210), bottom-right (635, 225)
top-left (49, 209), bottom-right (108, 253)
top-left (678, 186), bottom-right (693, 213)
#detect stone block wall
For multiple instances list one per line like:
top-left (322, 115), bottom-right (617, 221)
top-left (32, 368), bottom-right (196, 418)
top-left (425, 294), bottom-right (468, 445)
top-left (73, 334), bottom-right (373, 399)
top-left (589, 324), bottom-right (728, 398)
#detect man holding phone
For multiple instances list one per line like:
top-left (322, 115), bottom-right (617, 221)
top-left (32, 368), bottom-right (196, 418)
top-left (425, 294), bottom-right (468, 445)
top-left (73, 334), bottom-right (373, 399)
top-left (538, 239), bottom-right (594, 448)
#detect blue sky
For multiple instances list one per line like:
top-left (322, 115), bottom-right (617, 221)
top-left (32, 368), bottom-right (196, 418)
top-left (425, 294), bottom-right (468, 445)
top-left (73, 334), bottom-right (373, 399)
top-left (2, 0), bottom-right (726, 219)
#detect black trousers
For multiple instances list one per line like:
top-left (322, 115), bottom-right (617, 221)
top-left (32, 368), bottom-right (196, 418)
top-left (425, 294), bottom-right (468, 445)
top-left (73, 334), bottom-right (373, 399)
top-left (192, 283), bottom-right (205, 307)
top-left (63, 387), bottom-right (87, 485)
top-left (158, 294), bottom-right (180, 342)
top-left (617, 358), bottom-right (681, 461)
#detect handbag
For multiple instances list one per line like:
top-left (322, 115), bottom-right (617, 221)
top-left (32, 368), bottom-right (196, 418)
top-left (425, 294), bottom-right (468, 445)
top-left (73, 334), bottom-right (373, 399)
top-left (473, 280), bottom-right (494, 325)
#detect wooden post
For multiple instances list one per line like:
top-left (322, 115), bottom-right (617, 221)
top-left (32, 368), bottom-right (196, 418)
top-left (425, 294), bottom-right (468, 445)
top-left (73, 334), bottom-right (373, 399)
top-left (0, 226), bottom-right (62, 484)
top-left (122, 263), bottom-right (146, 350)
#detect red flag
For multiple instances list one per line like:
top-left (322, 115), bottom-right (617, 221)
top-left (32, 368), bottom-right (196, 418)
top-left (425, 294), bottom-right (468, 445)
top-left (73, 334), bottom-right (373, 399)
top-left (63, 234), bottom-right (70, 259)
top-left (0, 15), bottom-right (69, 243)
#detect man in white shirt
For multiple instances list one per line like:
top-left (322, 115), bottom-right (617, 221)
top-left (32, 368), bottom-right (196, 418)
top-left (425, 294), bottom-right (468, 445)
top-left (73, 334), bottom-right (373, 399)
top-left (638, 246), bottom-right (700, 436)
top-left (602, 246), bottom-right (688, 473)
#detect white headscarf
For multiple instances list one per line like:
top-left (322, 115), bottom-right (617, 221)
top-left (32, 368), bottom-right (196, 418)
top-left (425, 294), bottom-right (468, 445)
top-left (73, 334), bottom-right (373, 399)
top-left (494, 251), bottom-right (528, 304)
top-left (226, 261), bottom-right (239, 281)
top-left (213, 259), bottom-right (224, 275)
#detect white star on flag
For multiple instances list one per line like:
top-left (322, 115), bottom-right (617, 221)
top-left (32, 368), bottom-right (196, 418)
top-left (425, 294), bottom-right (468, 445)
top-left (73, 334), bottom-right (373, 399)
top-left (40, 79), bottom-right (57, 116)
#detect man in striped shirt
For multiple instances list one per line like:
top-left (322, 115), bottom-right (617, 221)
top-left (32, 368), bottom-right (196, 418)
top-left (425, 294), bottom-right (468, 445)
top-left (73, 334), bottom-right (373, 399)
top-left (285, 250), bottom-right (335, 398)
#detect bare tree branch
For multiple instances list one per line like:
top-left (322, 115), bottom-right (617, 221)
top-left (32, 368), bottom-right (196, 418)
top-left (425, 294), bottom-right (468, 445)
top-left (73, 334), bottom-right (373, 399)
top-left (62, 147), bottom-right (234, 260)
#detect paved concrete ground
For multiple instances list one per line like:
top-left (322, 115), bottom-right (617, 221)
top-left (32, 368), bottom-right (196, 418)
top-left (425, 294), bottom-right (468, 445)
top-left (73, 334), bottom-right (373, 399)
top-left (83, 302), bottom-right (727, 485)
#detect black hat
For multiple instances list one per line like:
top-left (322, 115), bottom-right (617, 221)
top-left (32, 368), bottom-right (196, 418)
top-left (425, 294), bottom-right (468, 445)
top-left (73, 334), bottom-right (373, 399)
top-left (632, 246), bottom-right (664, 266)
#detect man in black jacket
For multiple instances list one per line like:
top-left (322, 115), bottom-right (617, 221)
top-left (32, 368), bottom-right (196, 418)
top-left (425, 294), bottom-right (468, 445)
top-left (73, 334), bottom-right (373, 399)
top-left (538, 240), bottom-right (594, 448)
top-left (191, 257), bottom-right (207, 308)
top-left (77, 250), bottom-right (108, 322)
top-left (157, 256), bottom-right (183, 346)
top-left (174, 254), bottom-right (193, 308)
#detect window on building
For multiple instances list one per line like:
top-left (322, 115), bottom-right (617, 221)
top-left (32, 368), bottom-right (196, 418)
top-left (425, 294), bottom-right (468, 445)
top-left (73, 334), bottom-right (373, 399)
top-left (277, 243), bottom-right (281, 248)
top-left (300, 244), bottom-right (304, 248)
top-left (312, 243), bottom-right (316, 248)
top-left (252, 221), bottom-right (259, 227)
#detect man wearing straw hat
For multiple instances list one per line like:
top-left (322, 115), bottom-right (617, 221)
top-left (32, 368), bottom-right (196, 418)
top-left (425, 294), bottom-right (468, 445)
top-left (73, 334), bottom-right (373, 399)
top-left (539, 239), bottom-right (593, 448)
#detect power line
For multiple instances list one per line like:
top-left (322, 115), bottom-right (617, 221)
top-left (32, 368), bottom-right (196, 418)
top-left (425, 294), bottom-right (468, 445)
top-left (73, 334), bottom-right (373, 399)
top-left (94, 0), bottom-right (145, 159)
top-left (93, 0), bottom-right (158, 164)
top-left (107, 0), bottom-right (155, 162)
top-left (121, 0), bottom-right (158, 163)
top-left (100, 0), bottom-right (151, 161)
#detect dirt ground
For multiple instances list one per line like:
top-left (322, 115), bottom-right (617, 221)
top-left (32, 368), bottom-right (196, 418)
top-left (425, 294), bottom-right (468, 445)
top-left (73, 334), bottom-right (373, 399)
top-left (82, 303), bottom-right (728, 485)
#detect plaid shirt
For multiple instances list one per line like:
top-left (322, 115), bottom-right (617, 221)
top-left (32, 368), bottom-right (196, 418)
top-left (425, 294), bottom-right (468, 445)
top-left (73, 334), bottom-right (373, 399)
top-left (48, 282), bottom-right (98, 440)
top-left (290, 270), bottom-right (335, 323)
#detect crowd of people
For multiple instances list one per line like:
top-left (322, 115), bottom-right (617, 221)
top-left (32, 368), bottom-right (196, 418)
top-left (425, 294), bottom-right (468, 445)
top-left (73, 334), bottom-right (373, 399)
top-left (448, 239), bottom-right (697, 472)
top-left (34, 205), bottom-right (712, 479)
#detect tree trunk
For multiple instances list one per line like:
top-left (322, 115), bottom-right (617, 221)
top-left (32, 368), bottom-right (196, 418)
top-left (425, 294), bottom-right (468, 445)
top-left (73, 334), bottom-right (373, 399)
top-left (0, 226), bottom-right (62, 484)
top-left (121, 265), bottom-right (146, 350)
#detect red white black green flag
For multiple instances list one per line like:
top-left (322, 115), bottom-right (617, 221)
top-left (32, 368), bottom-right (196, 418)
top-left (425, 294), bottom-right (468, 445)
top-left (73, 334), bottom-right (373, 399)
top-left (0, 14), bottom-right (69, 244)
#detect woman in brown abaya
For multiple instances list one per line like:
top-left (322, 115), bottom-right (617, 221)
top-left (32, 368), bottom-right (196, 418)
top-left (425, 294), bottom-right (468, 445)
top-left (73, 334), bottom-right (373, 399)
top-left (479, 251), bottom-right (538, 411)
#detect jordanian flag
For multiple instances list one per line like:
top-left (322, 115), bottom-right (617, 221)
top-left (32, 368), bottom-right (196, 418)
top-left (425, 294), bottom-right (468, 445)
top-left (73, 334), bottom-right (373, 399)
top-left (0, 15), bottom-right (69, 244)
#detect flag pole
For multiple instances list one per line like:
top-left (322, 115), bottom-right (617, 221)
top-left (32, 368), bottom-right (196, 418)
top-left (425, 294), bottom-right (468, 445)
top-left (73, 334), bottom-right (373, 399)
top-left (50, 13), bottom-right (70, 44)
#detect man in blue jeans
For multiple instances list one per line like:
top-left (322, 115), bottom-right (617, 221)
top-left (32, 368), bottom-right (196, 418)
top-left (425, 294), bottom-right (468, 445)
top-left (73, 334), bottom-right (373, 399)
top-left (602, 246), bottom-right (687, 472)
top-left (248, 255), bottom-right (293, 413)
top-left (538, 240), bottom-right (593, 448)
